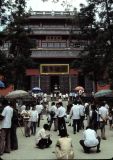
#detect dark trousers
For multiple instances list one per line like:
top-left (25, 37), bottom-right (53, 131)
top-left (58, 117), bottom-right (67, 135)
top-left (79, 136), bottom-right (101, 152)
top-left (0, 128), bottom-right (11, 154)
top-left (73, 119), bottom-right (80, 133)
top-left (31, 122), bottom-right (37, 135)
top-left (36, 138), bottom-right (52, 149)
top-left (37, 113), bottom-right (41, 127)
top-left (80, 116), bottom-right (85, 129)
top-left (10, 126), bottom-right (18, 150)
top-left (49, 118), bottom-right (58, 131)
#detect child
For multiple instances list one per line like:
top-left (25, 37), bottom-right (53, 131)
top-left (108, 112), bottom-right (112, 130)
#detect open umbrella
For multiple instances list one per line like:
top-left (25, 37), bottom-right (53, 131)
top-left (32, 87), bottom-right (42, 91)
top-left (0, 80), bottom-right (5, 88)
top-left (5, 90), bottom-right (29, 99)
top-left (94, 89), bottom-right (113, 98)
top-left (75, 86), bottom-right (84, 91)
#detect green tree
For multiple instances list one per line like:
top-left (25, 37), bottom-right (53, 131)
top-left (7, 0), bottom-right (34, 89)
top-left (70, 1), bottom-right (113, 91)
top-left (0, 0), bottom-right (13, 87)
top-left (87, 0), bottom-right (113, 88)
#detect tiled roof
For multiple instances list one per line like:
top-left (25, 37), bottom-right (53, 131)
top-left (31, 49), bottom-right (82, 58)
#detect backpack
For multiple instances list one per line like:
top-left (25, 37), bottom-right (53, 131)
top-left (50, 110), bottom-right (55, 117)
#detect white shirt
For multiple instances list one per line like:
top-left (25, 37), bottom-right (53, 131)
top-left (50, 94), bottom-right (53, 98)
top-left (83, 128), bottom-right (99, 147)
top-left (29, 110), bottom-right (38, 122)
top-left (79, 104), bottom-right (85, 116)
top-left (105, 104), bottom-right (109, 110)
top-left (57, 106), bottom-right (66, 118)
top-left (43, 93), bottom-right (47, 98)
top-left (35, 104), bottom-right (43, 114)
top-left (99, 106), bottom-right (108, 122)
top-left (35, 128), bottom-right (50, 144)
top-left (70, 104), bottom-right (80, 119)
top-left (108, 116), bottom-right (112, 121)
top-left (21, 105), bottom-right (26, 112)
top-left (1, 106), bottom-right (13, 128)
top-left (21, 109), bottom-right (30, 119)
top-left (49, 105), bottom-right (58, 118)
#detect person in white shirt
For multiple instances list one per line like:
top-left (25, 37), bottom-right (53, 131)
top-left (29, 106), bottom-right (38, 135)
top-left (62, 95), bottom-right (66, 101)
top-left (65, 93), bottom-right (68, 100)
top-left (78, 101), bottom-right (85, 130)
top-left (99, 102), bottom-right (108, 140)
top-left (49, 102), bottom-right (58, 131)
top-left (35, 102), bottom-right (43, 127)
top-left (0, 100), bottom-right (13, 154)
top-left (21, 107), bottom-right (30, 137)
top-left (50, 93), bottom-right (53, 101)
top-left (59, 92), bottom-right (62, 98)
top-left (35, 124), bottom-right (52, 149)
top-left (79, 126), bottom-right (101, 153)
top-left (20, 104), bottom-right (26, 112)
top-left (57, 102), bottom-right (67, 136)
top-left (69, 100), bottom-right (81, 134)
top-left (54, 93), bottom-right (56, 101)
top-left (104, 101), bottom-right (109, 110)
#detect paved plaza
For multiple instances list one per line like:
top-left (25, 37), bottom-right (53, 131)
top-left (1, 114), bottom-right (113, 160)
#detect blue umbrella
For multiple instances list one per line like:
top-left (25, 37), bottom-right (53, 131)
top-left (0, 80), bottom-right (5, 88)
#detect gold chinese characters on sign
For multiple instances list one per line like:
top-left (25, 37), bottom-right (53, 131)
top-left (40, 64), bottom-right (69, 75)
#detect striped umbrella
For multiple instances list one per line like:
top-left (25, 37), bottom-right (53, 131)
top-left (94, 89), bottom-right (113, 98)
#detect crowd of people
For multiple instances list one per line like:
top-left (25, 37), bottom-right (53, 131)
top-left (0, 94), bottom-right (113, 159)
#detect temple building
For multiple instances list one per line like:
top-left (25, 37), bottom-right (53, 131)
top-left (25, 11), bottom-right (94, 94)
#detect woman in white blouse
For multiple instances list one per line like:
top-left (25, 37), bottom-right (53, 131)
top-left (35, 124), bottom-right (52, 149)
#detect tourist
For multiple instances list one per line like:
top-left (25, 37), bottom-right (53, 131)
top-left (69, 100), bottom-right (81, 134)
top-left (29, 106), bottom-right (38, 135)
top-left (21, 106), bottom-right (31, 137)
top-left (79, 101), bottom-right (85, 130)
top-left (57, 102), bottom-right (67, 136)
top-left (55, 129), bottom-right (74, 159)
top-left (35, 102), bottom-right (43, 127)
top-left (20, 103), bottom-right (26, 112)
top-left (108, 112), bottom-right (112, 130)
top-left (49, 102), bottom-right (58, 131)
top-left (89, 104), bottom-right (98, 132)
top-left (79, 126), bottom-right (101, 153)
top-left (35, 124), bottom-right (52, 149)
top-left (0, 100), bottom-right (13, 154)
top-left (104, 101), bottom-right (109, 110)
top-left (84, 102), bottom-right (90, 126)
top-left (10, 101), bottom-right (18, 150)
top-left (66, 103), bottom-right (73, 126)
top-left (99, 101), bottom-right (108, 140)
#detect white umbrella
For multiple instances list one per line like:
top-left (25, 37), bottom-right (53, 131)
top-left (5, 90), bottom-right (29, 99)
top-left (32, 87), bottom-right (42, 91)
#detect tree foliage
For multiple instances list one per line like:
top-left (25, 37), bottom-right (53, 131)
top-left (0, 0), bottom-right (35, 89)
top-left (6, 0), bottom-right (35, 89)
top-left (71, 0), bottom-right (113, 90)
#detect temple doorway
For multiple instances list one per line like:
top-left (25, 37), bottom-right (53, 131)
top-left (50, 75), bottom-right (59, 93)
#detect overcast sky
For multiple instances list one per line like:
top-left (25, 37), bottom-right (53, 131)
top-left (27, 0), bottom-right (87, 11)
